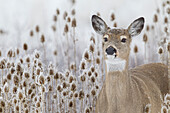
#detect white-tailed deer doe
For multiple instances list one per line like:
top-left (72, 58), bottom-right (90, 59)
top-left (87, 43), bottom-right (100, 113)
top-left (91, 15), bottom-right (169, 113)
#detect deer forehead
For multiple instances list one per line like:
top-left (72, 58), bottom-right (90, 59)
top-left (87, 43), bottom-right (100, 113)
top-left (106, 29), bottom-right (129, 39)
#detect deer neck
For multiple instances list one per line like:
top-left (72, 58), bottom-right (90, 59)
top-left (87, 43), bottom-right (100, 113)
top-left (105, 58), bottom-right (132, 108)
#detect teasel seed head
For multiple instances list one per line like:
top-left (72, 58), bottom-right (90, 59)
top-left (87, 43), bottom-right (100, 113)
top-left (13, 86), bottom-right (17, 94)
top-left (90, 66), bottom-right (95, 73)
top-left (80, 75), bottom-right (86, 82)
top-left (69, 101), bottom-right (73, 107)
top-left (167, 42), bottom-right (170, 52)
top-left (53, 15), bottom-right (57, 22)
top-left (23, 43), bottom-right (28, 51)
top-left (36, 102), bottom-right (40, 108)
top-left (30, 30), bottom-right (34, 37)
top-left (79, 90), bottom-right (84, 99)
top-left (134, 45), bottom-right (138, 53)
top-left (110, 13), bottom-right (115, 21)
top-left (64, 24), bottom-right (69, 33)
top-left (153, 14), bottom-right (158, 23)
top-left (57, 85), bottom-right (62, 92)
top-left (91, 89), bottom-right (96, 96)
top-left (89, 44), bottom-right (94, 53)
top-left (71, 9), bottom-right (76, 16)
top-left (54, 50), bottom-right (57, 56)
top-left (74, 92), bottom-right (78, 98)
top-left (84, 51), bottom-right (89, 61)
top-left (88, 71), bottom-right (92, 77)
top-left (146, 25), bottom-right (150, 31)
top-left (143, 33), bottom-right (148, 43)
top-left (158, 47), bottom-right (163, 54)
top-left (164, 16), bottom-right (168, 24)
top-left (28, 89), bottom-right (32, 95)
top-left (0, 100), bottom-right (5, 107)
top-left (7, 73), bottom-right (12, 80)
top-left (71, 83), bottom-right (76, 92)
top-left (96, 57), bottom-right (100, 64)
top-left (18, 92), bottom-right (23, 100)
top-left (91, 76), bottom-right (95, 83)
top-left (35, 25), bottom-right (40, 33)
top-left (49, 69), bottom-right (54, 75)
top-left (54, 72), bottom-right (59, 80)
top-left (63, 11), bottom-right (68, 20)
top-left (39, 75), bottom-right (45, 85)
top-left (13, 75), bottom-right (19, 86)
top-left (71, 18), bottom-right (76, 27)
top-left (85, 108), bottom-right (90, 113)
top-left (67, 17), bottom-right (71, 23)
top-left (113, 22), bottom-right (117, 27)
top-left (40, 34), bottom-right (45, 43)
top-left (56, 9), bottom-right (60, 15)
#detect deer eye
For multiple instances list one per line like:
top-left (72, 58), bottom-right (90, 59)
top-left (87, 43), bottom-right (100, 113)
top-left (104, 37), bottom-right (108, 42)
top-left (103, 35), bottom-right (109, 42)
top-left (121, 38), bottom-right (126, 43)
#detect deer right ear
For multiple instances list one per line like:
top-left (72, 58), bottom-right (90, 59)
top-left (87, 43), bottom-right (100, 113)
top-left (91, 15), bottom-right (108, 35)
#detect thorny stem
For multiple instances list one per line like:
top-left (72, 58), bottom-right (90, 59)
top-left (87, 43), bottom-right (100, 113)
top-left (66, 33), bottom-right (70, 70)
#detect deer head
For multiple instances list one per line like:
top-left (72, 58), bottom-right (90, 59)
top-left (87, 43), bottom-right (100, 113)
top-left (91, 15), bottom-right (145, 71)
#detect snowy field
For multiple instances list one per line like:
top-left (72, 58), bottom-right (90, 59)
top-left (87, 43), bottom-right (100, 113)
top-left (0, 0), bottom-right (169, 112)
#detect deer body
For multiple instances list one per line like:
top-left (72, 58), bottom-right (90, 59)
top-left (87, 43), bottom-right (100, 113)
top-left (91, 15), bottom-right (169, 113)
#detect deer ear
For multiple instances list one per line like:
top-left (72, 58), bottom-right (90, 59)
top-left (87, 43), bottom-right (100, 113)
top-left (91, 15), bottom-right (108, 35)
top-left (128, 17), bottom-right (145, 37)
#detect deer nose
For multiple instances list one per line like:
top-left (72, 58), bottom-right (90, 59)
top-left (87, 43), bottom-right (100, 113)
top-left (106, 46), bottom-right (117, 55)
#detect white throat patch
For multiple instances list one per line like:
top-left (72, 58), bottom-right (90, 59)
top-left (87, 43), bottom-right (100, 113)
top-left (105, 56), bottom-right (126, 72)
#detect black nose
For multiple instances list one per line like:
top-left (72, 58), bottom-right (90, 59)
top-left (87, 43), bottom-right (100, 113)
top-left (105, 46), bottom-right (117, 55)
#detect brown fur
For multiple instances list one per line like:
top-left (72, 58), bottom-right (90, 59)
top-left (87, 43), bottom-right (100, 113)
top-left (96, 63), bottom-right (168, 113)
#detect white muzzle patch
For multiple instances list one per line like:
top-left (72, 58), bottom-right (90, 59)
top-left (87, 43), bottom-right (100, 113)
top-left (105, 55), bottom-right (126, 72)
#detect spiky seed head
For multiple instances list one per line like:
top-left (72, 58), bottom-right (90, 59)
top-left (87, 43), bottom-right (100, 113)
top-left (113, 22), bottom-right (117, 27)
top-left (91, 66), bottom-right (95, 72)
top-left (84, 51), bottom-right (89, 60)
top-left (23, 43), bottom-right (28, 51)
top-left (110, 13), bottom-right (115, 21)
top-left (71, 9), bottom-right (75, 16)
top-left (89, 44), bottom-right (94, 53)
top-left (146, 25), bottom-right (150, 31)
top-left (143, 34), bottom-right (148, 43)
top-left (18, 92), bottom-right (23, 100)
top-left (167, 43), bottom-right (170, 52)
top-left (13, 87), bottom-right (17, 94)
top-left (72, 18), bottom-right (76, 27)
top-left (164, 17), bottom-right (168, 23)
top-left (153, 14), bottom-right (158, 23)
top-left (40, 34), bottom-right (45, 43)
top-left (67, 17), bottom-right (71, 23)
top-left (35, 25), bottom-right (40, 33)
top-left (54, 72), bottom-right (59, 80)
top-left (134, 45), bottom-right (138, 53)
top-left (71, 83), bottom-right (76, 92)
top-left (30, 30), bottom-right (34, 37)
top-left (64, 24), bottom-right (69, 33)
top-left (158, 48), bottom-right (163, 54)
top-left (96, 57), bottom-right (100, 64)
top-left (91, 89), bottom-right (96, 96)
top-left (79, 90), bottom-right (84, 99)
top-left (53, 15), bottom-right (57, 22)
top-left (63, 11), bottom-right (68, 20)
top-left (69, 101), bottom-right (73, 107)
top-left (88, 71), bottom-right (92, 77)
top-left (56, 9), bottom-right (60, 15)
top-left (28, 89), bottom-right (32, 95)
top-left (7, 73), bottom-right (11, 80)
top-left (39, 75), bottom-right (45, 85)
top-left (91, 76), bottom-right (95, 83)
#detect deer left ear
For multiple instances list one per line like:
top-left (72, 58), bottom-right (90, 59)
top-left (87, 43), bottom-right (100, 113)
top-left (128, 17), bottom-right (145, 37)
top-left (91, 15), bottom-right (108, 35)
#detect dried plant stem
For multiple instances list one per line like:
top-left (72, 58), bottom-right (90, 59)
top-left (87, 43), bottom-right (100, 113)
top-left (144, 43), bottom-right (147, 63)
top-left (73, 28), bottom-right (77, 75)
top-left (66, 33), bottom-right (70, 70)
top-left (1, 70), bottom-right (3, 87)
top-left (19, 101), bottom-right (22, 113)
top-left (42, 44), bottom-right (47, 64)
top-left (134, 53), bottom-right (137, 66)
top-left (41, 87), bottom-right (44, 113)
top-left (168, 51), bottom-right (170, 92)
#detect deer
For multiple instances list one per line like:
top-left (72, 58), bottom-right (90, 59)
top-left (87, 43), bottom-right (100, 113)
top-left (91, 15), bottom-right (169, 113)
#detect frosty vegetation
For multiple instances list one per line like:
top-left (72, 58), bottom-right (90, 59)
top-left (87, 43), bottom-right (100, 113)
top-left (0, 0), bottom-right (169, 113)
